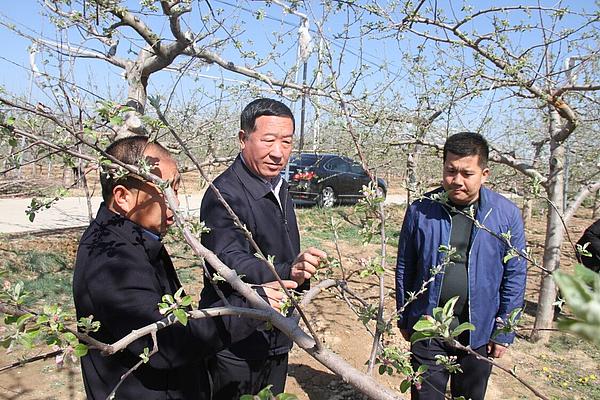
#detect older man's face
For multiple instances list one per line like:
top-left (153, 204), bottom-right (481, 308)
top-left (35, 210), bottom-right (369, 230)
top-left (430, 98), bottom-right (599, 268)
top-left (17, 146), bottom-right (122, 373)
top-left (442, 152), bottom-right (489, 206)
top-left (239, 115), bottom-right (294, 179)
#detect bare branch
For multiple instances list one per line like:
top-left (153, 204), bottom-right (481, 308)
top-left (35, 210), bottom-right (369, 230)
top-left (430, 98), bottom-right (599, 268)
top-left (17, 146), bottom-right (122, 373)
top-left (564, 181), bottom-right (600, 224)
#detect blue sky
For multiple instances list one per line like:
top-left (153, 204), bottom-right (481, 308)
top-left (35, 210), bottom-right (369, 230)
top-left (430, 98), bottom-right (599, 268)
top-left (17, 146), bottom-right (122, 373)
top-left (0, 0), bottom-right (598, 149)
top-left (0, 1), bottom-right (413, 102)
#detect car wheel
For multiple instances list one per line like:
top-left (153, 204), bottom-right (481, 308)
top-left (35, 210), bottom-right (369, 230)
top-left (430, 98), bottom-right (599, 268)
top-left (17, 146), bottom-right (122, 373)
top-left (317, 186), bottom-right (336, 208)
top-left (376, 186), bottom-right (386, 200)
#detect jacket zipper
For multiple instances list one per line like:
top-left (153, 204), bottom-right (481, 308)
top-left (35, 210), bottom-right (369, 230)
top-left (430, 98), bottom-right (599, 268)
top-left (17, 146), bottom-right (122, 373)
top-left (465, 207), bottom-right (492, 346)
top-left (436, 206), bottom-right (452, 316)
top-left (282, 185), bottom-right (294, 254)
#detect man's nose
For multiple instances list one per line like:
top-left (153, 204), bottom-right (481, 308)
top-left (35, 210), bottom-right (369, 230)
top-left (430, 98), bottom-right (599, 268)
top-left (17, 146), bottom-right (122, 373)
top-left (452, 174), bottom-right (464, 186)
top-left (270, 141), bottom-right (283, 159)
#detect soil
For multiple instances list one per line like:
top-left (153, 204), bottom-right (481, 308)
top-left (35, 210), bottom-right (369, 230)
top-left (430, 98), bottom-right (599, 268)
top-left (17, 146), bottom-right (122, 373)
top-left (0, 207), bottom-right (599, 400)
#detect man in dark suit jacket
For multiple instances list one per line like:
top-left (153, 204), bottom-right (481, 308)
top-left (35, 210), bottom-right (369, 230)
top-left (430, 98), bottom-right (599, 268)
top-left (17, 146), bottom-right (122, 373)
top-left (200, 98), bottom-right (327, 398)
top-left (73, 136), bottom-right (295, 399)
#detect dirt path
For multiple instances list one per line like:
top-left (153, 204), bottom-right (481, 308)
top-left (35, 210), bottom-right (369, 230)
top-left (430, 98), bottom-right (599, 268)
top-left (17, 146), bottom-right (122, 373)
top-left (0, 194), bottom-right (203, 233)
top-left (0, 194), bottom-right (405, 233)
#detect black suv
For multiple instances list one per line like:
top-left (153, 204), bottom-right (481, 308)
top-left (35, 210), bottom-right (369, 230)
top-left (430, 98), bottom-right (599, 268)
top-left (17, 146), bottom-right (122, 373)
top-left (282, 153), bottom-right (387, 207)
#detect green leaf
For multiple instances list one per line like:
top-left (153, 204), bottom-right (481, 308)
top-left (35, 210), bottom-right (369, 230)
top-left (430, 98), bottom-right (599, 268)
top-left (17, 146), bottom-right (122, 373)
top-left (0, 337), bottom-right (13, 348)
top-left (16, 313), bottom-right (34, 327)
top-left (410, 331), bottom-right (435, 343)
top-left (442, 296), bottom-right (459, 317)
top-left (451, 322), bottom-right (475, 337)
top-left (174, 287), bottom-right (185, 300)
top-left (378, 364), bottom-right (386, 375)
top-left (63, 332), bottom-right (78, 345)
top-left (276, 394), bottom-right (299, 400)
top-left (412, 318), bottom-right (434, 332)
top-left (575, 263), bottom-right (598, 285)
top-left (74, 343), bottom-right (88, 357)
top-left (503, 250), bottom-right (517, 263)
top-left (400, 379), bottom-right (411, 393)
top-left (139, 347), bottom-right (150, 363)
top-left (180, 295), bottom-right (192, 307)
top-left (417, 364), bottom-right (429, 373)
top-left (173, 309), bottom-right (188, 326)
top-left (553, 269), bottom-right (600, 345)
top-left (109, 116), bottom-right (124, 126)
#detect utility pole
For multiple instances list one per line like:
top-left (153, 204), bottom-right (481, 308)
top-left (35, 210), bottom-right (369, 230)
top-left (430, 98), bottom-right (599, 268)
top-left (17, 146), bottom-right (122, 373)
top-left (270, 0), bottom-right (312, 152)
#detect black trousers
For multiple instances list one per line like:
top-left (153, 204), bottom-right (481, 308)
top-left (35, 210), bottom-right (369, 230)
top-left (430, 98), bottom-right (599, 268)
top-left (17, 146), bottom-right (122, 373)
top-left (208, 349), bottom-right (289, 400)
top-left (410, 339), bottom-right (492, 400)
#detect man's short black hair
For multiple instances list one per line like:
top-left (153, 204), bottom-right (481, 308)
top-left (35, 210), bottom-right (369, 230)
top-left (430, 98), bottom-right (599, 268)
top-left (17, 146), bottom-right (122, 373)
top-left (240, 98), bottom-right (295, 137)
top-left (443, 132), bottom-right (489, 168)
top-left (100, 136), bottom-right (170, 202)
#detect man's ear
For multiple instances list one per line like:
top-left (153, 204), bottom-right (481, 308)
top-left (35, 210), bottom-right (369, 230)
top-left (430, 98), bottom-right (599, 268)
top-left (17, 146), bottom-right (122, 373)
top-left (238, 130), bottom-right (247, 149)
top-left (111, 185), bottom-right (134, 213)
top-left (481, 167), bottom-right (490, 183)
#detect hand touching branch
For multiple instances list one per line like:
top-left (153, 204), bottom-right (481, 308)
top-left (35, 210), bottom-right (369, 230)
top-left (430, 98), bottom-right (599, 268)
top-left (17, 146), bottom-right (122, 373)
top-left (259, 280), bottom-right (298, 312)
top-left (291, 247), bottom-right (327, 285)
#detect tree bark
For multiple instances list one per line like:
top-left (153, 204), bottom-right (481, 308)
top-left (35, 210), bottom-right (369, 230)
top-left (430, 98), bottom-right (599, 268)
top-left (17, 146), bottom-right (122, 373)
top-left (522, 194), bottom-right (533, 229)
top-left (406, 150), bottom-right (417, 205)
top-left (532, 109), bottom-right (565, 343)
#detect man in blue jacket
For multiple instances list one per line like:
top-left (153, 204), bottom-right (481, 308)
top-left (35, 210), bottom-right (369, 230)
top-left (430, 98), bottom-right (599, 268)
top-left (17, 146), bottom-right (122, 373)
top-left (395, 132), bottom-right (527, 400)
top-left (200, 98), bottom-right (326, 399)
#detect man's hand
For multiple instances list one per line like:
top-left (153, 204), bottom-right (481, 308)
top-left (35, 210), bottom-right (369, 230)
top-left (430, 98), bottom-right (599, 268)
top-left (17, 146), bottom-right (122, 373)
top-left (261, 280), bottom-right (298, 312)
top-left (290, 247), bottom-right (327, 285)
top-left (487, 341), bottom-right (508, 358)
top-left (400, 328), bottom-right (411, 342)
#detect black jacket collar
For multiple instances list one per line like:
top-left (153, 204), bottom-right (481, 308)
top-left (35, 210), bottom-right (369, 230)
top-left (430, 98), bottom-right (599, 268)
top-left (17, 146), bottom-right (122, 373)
top-left (231, 155), bottom-right (288, 201)
top-left (93, 204), bottom-right (164, 261)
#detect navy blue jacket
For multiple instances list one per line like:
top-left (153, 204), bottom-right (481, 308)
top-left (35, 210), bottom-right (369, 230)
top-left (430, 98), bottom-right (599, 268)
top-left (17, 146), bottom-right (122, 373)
top-left (200, 155), bottom-right (302, 359)
top-left (395, 187), bottom-right (527, 348)
top-left (73, 205), bottom-right (259, 399)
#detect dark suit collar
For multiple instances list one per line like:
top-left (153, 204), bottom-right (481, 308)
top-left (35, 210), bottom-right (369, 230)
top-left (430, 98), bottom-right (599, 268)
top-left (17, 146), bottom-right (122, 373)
top-left (231, 154), bottom-right (288, 201)
top-left (94, 204), bottom-right (164, 261)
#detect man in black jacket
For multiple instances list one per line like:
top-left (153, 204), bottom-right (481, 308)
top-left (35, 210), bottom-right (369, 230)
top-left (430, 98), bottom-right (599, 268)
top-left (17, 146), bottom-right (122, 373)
top-left (577, 218), bottom-right (600, 272)
top-left (200, 98), bottom-right (326, 398)
top-left (73, 136), bottom-right (295, 399)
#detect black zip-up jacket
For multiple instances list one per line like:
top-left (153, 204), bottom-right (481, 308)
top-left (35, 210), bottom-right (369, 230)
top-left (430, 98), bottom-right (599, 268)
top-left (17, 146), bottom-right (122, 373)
top-left (200, 155), bottom-right (304, 358)
top-left (577, 218), bottom-right (600, 272)
top-left (73, 205), bottom-right (261, 399)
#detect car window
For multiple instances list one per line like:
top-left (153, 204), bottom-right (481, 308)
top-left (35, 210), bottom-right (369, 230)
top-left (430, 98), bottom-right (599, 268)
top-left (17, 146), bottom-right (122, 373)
top-left (324, 157), bottom-right (350, 173)
top-left (290, 154), bottom-right (318, 167)
top-left (350, 163), bottom-right (365, 175)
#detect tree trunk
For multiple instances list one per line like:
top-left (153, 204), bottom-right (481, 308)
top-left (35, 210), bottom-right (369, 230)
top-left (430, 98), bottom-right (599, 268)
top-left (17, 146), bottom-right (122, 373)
top-left (406, 148), bottom-right (417, 205)
top-left (532, 109), bottom-right (565, 343)
top-left (522, 194), bottom-right (533, 229)
top-left (115, 53), bottom-right (151, 139)
top-left (593, 190), bottom-right (600, 219)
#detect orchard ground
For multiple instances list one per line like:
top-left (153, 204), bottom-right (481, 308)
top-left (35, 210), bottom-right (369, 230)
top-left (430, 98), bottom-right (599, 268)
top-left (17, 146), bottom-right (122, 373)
top-left (0, 181), bottom-right (598, 399)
